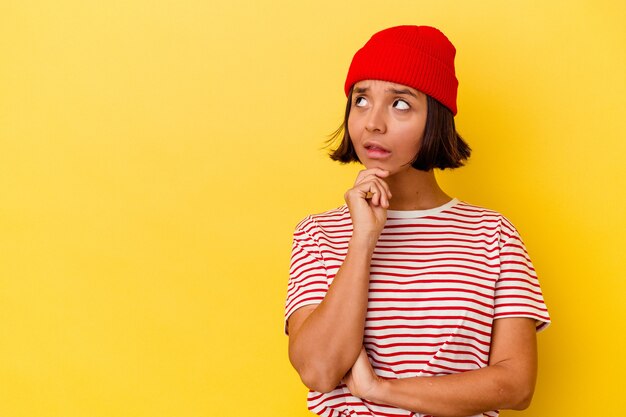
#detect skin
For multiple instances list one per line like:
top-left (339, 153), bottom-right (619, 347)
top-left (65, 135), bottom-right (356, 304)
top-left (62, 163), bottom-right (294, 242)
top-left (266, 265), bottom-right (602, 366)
top-left (288, 80), bottom-right (538, 415)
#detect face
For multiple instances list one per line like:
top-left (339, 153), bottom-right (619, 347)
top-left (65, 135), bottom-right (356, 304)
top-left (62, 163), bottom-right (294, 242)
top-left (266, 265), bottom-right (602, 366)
top-left (347, 80), bottom-right (427, 175)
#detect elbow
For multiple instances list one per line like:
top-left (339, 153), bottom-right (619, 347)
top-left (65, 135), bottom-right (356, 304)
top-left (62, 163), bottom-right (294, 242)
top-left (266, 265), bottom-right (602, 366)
top-left (500, 379), bottom-right (535, 411)
top-left (298, 364), bottom-right (342, 394)
top-left (511, 386), bottom-right (534, 410)
top-left (491, 360), bottom-right (536, 411)
top-left (289, 346), bottom-right (350, 394)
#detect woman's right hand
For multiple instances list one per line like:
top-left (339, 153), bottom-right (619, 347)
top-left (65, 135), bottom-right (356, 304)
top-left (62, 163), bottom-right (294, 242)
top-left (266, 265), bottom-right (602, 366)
top-left (344, 168), bottom-right (392, 243)
top-left (288, 168), bottom-right (392, 392)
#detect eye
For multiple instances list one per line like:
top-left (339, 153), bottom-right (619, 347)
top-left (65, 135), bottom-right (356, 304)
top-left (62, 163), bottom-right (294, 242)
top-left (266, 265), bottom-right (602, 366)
top-left (354, 96), bottom-right (368, 107)
top-left (393, 99), bottom-right (410, 110)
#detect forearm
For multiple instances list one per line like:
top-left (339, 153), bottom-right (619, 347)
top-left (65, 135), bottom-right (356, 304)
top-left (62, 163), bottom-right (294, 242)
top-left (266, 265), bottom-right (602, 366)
top-left (368, 363), bottom-right (534, 417)
top-left (289, 236), bottom-right (376, 392)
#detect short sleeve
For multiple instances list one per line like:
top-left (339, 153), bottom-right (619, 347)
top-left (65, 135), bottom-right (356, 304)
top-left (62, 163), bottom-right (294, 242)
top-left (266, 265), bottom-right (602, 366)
top-left (494, 221), bottom-right (550, 331)
top-left (284, 218), bottom-right (330, 334)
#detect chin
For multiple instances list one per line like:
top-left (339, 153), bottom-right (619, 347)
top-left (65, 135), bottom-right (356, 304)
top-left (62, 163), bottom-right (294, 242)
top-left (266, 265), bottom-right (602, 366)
top-left (363, 160), bottom-right (390, 169)
top-left (364, 161), bottom-right (398, 172)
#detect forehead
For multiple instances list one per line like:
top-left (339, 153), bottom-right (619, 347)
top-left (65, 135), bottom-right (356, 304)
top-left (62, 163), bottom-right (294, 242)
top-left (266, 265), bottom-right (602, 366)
top-left (353, 79), bottom-right (423, 97)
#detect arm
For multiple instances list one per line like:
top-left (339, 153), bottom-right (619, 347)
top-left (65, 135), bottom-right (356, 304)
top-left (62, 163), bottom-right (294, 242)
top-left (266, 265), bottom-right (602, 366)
top-left (287, 168), bottom-right (392, 393)
top-left (343, 318), bottom-right (538, 417)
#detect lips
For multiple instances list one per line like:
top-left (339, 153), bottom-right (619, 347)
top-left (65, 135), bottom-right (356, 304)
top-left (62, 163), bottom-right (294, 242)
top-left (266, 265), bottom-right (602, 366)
top-left (364, 141), bottom-right (391, 159)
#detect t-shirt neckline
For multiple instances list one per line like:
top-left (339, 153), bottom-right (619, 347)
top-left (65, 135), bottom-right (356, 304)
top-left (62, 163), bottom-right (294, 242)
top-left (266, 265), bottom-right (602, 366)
top-left (386, 198), bottom-right (459, 219)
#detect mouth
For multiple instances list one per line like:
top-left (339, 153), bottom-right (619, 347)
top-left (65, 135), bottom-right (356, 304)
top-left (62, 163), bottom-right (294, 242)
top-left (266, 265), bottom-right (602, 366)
top-left (364, 142), bottom-right (391, 159)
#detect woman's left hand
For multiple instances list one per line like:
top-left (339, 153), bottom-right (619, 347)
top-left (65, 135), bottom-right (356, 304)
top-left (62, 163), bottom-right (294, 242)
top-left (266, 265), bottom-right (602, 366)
top-left (343, 346), bottom-right (381, 399)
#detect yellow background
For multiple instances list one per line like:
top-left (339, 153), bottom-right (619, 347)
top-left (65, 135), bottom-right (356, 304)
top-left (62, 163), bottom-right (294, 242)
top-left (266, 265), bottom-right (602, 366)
top-left (1, 1), bottom-right (624, 416)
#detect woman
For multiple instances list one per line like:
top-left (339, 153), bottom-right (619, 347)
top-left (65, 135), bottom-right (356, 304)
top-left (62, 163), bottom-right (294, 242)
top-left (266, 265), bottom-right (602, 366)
top-left (285, 25), bottom-right (550, 417)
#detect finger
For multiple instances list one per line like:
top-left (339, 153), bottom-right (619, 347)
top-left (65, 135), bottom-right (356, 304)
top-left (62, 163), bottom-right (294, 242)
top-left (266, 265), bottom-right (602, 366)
top-left (361, 181), bottom-right (382, 204)
top-left (371, 182), bottom-right (388, 207)
top-left (354, 168), bottom-right (390, 185)
top-left (360, 180), bottom-right (388, 207)
top-left (345, 184), bottom-right (378, 205)
top-left (378, 191), bottom-right (389, 209)
top-left (366, 168), bottom-right (390, 178)
top-left (366, 176), bottom-right (392, 202)
top-left (368, 178), bottom-right (390, 208)
top-left (352, 176), bottom-right (390, 208)
top-left (371, 184), bottom-right (381, 206)
top-left (364, 187), bottom-right (378, 205)
top-left (375, 176), bottom-right (393, 200)
top-left (355, 169), bottom-right (389, 184)
top-left (357, 174), bottom-right (392, 200)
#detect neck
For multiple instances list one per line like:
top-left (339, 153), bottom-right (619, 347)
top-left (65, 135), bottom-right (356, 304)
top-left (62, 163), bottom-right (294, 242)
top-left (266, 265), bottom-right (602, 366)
top-left (384, 167), bottom-right (451, 210)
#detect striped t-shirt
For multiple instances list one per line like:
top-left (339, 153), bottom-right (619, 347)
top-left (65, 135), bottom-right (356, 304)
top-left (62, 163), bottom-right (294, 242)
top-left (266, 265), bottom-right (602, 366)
top-left (285, 198), bottom-right (550, 417)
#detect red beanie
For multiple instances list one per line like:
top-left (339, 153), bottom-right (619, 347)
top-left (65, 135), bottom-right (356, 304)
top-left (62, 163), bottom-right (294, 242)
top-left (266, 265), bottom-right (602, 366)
top-left (344, 25), bottom-right (458, 115)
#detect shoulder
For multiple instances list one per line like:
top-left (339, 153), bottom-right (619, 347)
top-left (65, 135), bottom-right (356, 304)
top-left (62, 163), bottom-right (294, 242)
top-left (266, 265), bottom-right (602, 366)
top-left (451, 200), bottom-right (520, 237)
top-left (293, 205), bottom-right (352, 238)
top-left (450, 199), bottom-right (505, 220)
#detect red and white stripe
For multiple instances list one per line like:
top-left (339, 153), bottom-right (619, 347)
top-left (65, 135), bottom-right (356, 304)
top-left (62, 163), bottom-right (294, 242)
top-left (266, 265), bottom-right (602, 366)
top-left (285, 199), bottom-right (550, 417)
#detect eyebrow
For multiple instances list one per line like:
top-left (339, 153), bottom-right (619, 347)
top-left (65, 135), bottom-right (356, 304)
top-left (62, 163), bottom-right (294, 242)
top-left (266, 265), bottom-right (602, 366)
top-left (387, 88), bottom-right (419, 99)
top-left (353, 86), bottom-right (419, 99)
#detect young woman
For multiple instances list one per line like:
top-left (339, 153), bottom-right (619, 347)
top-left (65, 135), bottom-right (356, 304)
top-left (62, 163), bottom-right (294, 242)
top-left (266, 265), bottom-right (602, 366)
top-left (284, 25), bottom-right (550, 417)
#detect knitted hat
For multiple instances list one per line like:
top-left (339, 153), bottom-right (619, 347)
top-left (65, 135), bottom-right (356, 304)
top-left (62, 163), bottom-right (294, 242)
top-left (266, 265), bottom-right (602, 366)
top-left (344, 25), bottom-right (458, 115)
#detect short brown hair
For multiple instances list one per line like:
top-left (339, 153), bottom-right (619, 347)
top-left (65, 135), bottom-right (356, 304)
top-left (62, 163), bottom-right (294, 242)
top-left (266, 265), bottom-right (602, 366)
top-left (328, 87), bottom-right (471, 170)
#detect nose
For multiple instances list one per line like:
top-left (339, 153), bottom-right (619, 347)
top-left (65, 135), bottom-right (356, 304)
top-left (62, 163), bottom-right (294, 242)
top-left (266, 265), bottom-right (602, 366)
top-left (365, 105), bottom-right (386, 133)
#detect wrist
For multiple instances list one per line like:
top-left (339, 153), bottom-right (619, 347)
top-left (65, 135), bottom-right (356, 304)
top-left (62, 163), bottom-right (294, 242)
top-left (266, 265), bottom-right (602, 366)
top-left (365, 376), bottom-right (389, 404)
top-left (349, 232), bottom-right (380, 252)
